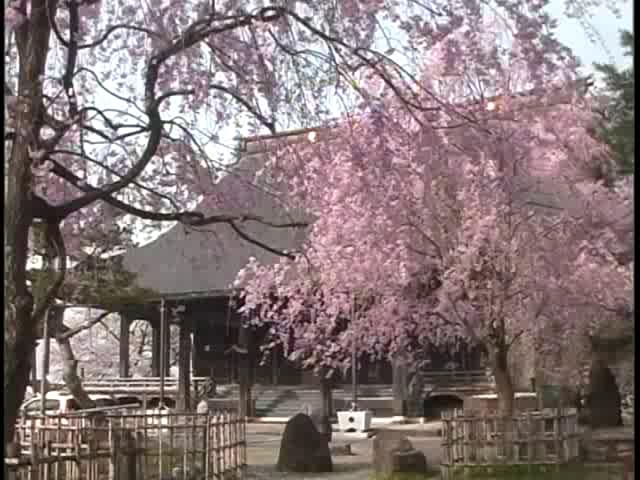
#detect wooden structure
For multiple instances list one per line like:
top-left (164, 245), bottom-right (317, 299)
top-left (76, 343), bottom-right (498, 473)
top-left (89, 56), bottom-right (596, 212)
top-left (80, 128), bottom-right (484, 416)
top-left (440, 408), bottom-right (580, 478)
top-left (8, 411), bottom-right (246, 480)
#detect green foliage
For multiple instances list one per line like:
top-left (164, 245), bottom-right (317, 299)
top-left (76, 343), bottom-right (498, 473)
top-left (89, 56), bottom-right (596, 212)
top-left (445, 462), bottom-right (623, 479)
top-left (594, 30), bottom-right (634, 176)
top-left (370, 470), bottom-right (440, 480)
top-left (29, 255), bottom-right (157, 311)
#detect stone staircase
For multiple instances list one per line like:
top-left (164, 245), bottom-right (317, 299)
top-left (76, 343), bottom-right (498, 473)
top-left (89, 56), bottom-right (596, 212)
top-left (253, 387), bottom-right (322, 418)
top-left (208, 384), bottom-right (396, 418)
top-left (206, 379), bottom-right (489, 418)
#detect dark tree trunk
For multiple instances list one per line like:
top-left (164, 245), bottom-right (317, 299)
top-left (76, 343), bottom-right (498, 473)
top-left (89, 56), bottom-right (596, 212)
top-left (4, 109), bottom-right (37, 447)
top-left (319, 375), bottom-right (333, 419)
top-left (314, 370), bottom-right (334, 444)
top-left (4, 0), bottom-right (57, 449)
top-left (490, 345), bottom-right (515, 417)
top-left (488, 341), bottom-right (515, 460)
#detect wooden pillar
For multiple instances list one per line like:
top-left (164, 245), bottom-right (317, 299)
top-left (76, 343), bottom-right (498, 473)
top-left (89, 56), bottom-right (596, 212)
top-left (392, 359), bottom-right (408, 418)
top-left (119, 314), bottom-right (131, 378)
top-left (31, 348), bottom-right (38, 384)
top-left (163, 320), bottom-right (171, 377)
top-left (177, 319), bottom-right (192, 411)
top-left (191, 328), bottom-right (198, 377)
top-left (151, 321), bottom-right (161, 377)
top-left (271, 347), bottom-right (279, 385)
top-left (237, 326), bottom-right (252, 418)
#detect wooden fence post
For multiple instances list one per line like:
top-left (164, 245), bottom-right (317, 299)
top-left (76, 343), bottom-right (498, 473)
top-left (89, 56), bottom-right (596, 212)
top-left (111, 429), bottom-right (138, 480)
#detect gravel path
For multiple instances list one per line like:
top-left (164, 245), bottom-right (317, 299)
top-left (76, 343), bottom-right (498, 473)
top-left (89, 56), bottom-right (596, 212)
top-left (245, 423), bottom-right (443, 480)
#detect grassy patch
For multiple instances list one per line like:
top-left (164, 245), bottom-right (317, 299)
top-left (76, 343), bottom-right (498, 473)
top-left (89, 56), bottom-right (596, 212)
top-left (444, 462), bottom-right (624, 479)
top-left (370, 468), bottom-right (441, 480)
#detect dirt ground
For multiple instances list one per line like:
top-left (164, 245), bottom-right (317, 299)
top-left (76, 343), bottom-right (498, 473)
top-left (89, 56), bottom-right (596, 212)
top-left (244, 423), bottom-right (443, 480)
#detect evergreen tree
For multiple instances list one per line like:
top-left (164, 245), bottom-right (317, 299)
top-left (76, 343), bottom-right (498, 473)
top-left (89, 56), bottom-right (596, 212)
top-left (594, 31), bottom-right (634, 176)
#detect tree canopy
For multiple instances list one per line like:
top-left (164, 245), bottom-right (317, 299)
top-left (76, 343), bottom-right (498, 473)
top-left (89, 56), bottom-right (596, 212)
top-left (236, 27), bottom-right (633, 415)
top-left (594, 30), bottom-right (634, 176)
top-left (3, 0), bottom-right (631, 440)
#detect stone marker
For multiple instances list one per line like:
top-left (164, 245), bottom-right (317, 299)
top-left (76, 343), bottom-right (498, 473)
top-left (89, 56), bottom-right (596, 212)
top-left (372, 430), bottom-right (427, 476)
top-left (277, 413), bottom-right (333, 473)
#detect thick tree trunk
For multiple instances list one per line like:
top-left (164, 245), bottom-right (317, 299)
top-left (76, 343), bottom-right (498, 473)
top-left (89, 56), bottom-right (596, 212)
top-left (319, 375), bottom-right (333, 419)
top-left (4, 108), bottom-right (37, 448)
top-left (489, 343), bottom-right (515, 459)
top-left (4, 0), bottom-right (57, 449)
top-left (491, 345), bottom-right (515, 417)
top-left (315, 370), bottom-right (333, 444)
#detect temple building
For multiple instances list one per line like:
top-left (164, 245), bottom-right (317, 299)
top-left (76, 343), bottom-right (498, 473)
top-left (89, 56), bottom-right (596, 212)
top-left (113, 128), bottom-right (484, 416)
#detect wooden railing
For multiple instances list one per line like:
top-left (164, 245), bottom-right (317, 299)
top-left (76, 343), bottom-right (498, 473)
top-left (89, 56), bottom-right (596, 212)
top-left (7, 411), bottom-right (246, 480)
top-left (441, 408), bottom-right (579, 479)
top-left (79, 376), bottom-right (213, 393)
top-left (421, 369), bottom-right (491, 388)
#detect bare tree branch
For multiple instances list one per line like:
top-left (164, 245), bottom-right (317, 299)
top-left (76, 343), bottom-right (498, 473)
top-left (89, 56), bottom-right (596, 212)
top-left (56, 310), bottom-right (112, 341)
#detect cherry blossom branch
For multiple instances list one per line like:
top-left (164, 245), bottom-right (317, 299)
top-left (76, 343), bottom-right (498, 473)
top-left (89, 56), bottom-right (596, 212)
top-left (39, 156), bottom-right (309, 233)
top-left (52, 7), bottom-right (285, 219)
top-left (157, 84), bottom-right (276, 134)
top-left (228, 221), bottom-right (297, 259)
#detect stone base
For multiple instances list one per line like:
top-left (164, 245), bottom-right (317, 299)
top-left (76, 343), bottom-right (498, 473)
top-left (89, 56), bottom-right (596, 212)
top-left (337, 410), bottom-right (372, 432)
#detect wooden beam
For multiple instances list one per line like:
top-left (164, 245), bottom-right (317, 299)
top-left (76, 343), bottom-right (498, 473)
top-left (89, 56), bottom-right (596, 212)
top-left (237, 326), bottom-right (252, 418)
top-left (118, 314), bottom-right (131, 378)
top-left (151, 322), bottom-right (161, 377)
top-left (177, 321), bottom-right (192, 411)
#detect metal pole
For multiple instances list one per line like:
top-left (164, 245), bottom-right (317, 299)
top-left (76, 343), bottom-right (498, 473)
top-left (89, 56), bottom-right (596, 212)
top-left (40, 309), bottom-right (51, 414)
top-left (352, 339), bottom-right (358, 409)
top-left (351, 295), bottom-right (358, 410)
top-left (159, 298), bottom-right (166, 408)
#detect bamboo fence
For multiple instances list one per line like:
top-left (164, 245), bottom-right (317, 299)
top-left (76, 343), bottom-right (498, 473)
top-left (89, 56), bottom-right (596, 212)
top-left (7, 410), bottom-right (246, 480)
top-left (441, 408), bottom-right (579, 478)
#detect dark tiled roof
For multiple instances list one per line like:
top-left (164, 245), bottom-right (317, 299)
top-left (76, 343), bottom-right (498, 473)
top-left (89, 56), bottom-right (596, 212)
top-left (122, 132), bottom-right (311, 297)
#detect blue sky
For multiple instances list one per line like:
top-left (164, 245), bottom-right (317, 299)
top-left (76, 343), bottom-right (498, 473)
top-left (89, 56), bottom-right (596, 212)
top-left (548, 0), bottom-right (633, 71)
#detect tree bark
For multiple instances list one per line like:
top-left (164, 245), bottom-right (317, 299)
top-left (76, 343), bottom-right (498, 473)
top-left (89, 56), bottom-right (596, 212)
top-left (489, 342), bottom-right (515, 460)
top-left (490, 345), bottom-right (515, 417)
top-left (319, 374), bottom-right (333, 419)
top-left (4, 0), bottom-right (58, 448)
top-left (55, 335), bottom-right (96, 409)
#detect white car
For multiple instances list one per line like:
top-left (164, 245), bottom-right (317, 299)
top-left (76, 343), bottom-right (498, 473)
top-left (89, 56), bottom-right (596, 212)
top-left (20, 391), bottom-right (117, 416)
top-left (17, 392), bottom-right (117, 454)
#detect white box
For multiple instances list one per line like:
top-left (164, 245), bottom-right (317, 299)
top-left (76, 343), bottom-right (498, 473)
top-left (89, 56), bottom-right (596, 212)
top-left (337, 410), bottom-right (372, 432)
